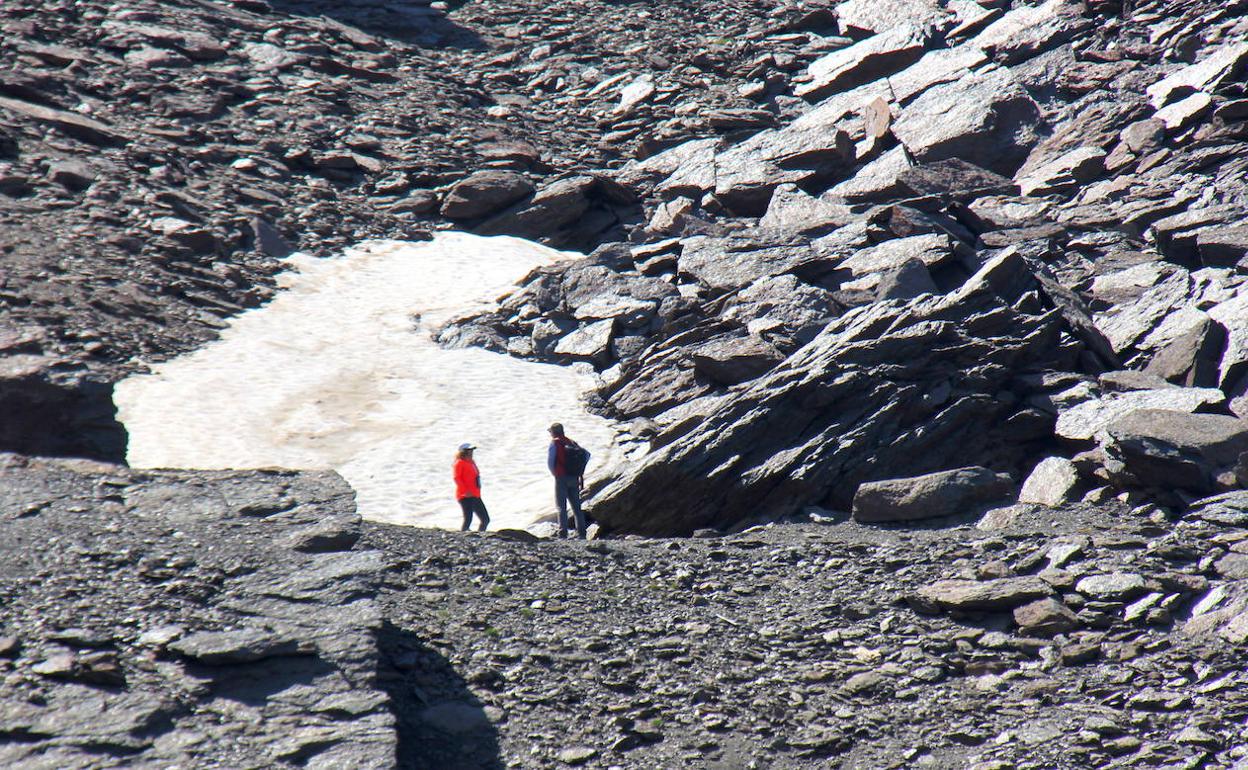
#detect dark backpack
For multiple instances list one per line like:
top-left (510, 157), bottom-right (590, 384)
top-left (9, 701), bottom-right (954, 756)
top-left (563, 442), bottom-right (589, 477)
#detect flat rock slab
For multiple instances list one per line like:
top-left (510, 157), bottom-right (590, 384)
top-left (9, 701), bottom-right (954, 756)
top-left (1075, 572), bottom-right (1148, 601)
top-left (1055, 387), bottom-right (1226, 440)
top-left (852, 466), bottom-right (1014, 523)
top-left (914, 576), bottom-right (1053, 612)
top-left (1105, 409), bottom-right (1248, 473)
top-left (169, 628), bottom-right (312, 665)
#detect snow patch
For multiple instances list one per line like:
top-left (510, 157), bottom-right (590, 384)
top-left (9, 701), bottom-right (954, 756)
top-left (115, 233), bottom-right (626, 531)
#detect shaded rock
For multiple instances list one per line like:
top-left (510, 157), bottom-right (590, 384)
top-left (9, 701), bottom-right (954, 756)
top-left (250, 217), bottom-right (293, 258)
top-left (1103, 409), bottom-right (1248, 493)
top-left (852, 466), bottom-right (1013, 523)
top-left (420, 701), bottom-right (492, 735)
top-left (47, 160), bottom-right (96, 191)
top-left (1196, 226), bottom-right (1248, 267)
top-left (0, 95), bottom-right (127, 146)
top-left (440, 171), bottom-right (534, 220)
top-left (690, 334), bottom-right (784, 386)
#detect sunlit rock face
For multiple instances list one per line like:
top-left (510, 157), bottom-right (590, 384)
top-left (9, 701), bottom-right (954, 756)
top-left (116, 233), bottom-right (623, 531)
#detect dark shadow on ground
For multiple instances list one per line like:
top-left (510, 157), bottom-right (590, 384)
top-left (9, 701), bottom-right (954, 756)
top-left (376, 620), bottom-right (504, 769)
top-left (266, 0), bottom-right (486, 49)
top-left (0, 375), bottom-right (128, 462)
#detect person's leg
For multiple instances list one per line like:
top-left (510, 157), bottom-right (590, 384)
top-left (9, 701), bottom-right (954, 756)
top-left (554, 478), bottom-right (569, 537)
top-left (458, 498), bottom-right (473, 532)
top-left (566, 479), bottom-right (586, 538)
top-left (473, 498), bottom-right (490, 532)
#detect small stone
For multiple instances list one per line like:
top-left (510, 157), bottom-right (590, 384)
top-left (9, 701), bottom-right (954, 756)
top-left (1075, 573), bottom-right (1148, 601)
top-left (558, 747), bottom-right (599, 765)
top-left (1013, 598), bottom-right (1080, 636)
top-left (1060, 642), bottom-right (1100, 666)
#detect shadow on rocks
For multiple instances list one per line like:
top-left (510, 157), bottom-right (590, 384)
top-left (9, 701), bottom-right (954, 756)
top-left (266, 0), bottom-right (486, 49)
top-left (376, 620), bottom-right (503, 769)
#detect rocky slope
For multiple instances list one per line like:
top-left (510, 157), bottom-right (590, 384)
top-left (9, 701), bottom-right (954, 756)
top-left (442, 0), bottom-right (1248, 535)
top-left (0, 455), bottom-right (397, 768)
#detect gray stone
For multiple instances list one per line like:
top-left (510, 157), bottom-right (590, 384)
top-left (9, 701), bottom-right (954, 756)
top-left (0, 95), bottom-right (127, 146)
top-left (1054, 387), bottom-right (1225, 441)
top-left (47, 160), bottom-right (96, 191)
top-left (796, 27), bottom-right (929, 101)
top-left (690, 335), bottom-right (784, 386)
top-left (168, 627), bottom-right (312, 664)
top-left (969, 0), bottom-right (1090, 65)
top-left (914, 576), bottom-right (1053, 612)
top-left (852, 467), bottom-right (1014, 523)
top-left (758, 184), bottom-right (854, 236)
top-left (1146, 42), bottom-right (1248, 108)
top-left (1013, 598), bottom-right (1080, 636)
top-left (1016, 147), bottom-right (1106, 197)
top-left (558, 747), bottom-right (599, 765)
top-left (553, 319), bottom-right (614, 363)
top-left (440, 171), bottom-right (535, 220)
top-left (1075, 572), bottom-right (1148, 601)
top-left (1215, 553), bottom-right (1248, 580)
top-left (1104, 409), bottom-right (1248, 492)
top-left (1018, 457), bottom-right (1080, 507)
top-left (892, 67), bottom-right (1043, 175)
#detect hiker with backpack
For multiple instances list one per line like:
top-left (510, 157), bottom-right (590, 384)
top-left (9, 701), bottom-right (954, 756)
top-left (453, 442), bottom-right (490, 532)
top-left (547, 423), bottom-right (590, 539)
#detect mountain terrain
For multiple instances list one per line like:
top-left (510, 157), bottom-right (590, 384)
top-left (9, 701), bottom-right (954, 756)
top-left (4, 0), bottom-right (1248, 767)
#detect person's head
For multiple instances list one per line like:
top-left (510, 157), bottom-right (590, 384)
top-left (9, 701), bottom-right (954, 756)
top-left (457, 442), bottom-right (476, 459)
top-left (549, 423), bottom-right (564, 438)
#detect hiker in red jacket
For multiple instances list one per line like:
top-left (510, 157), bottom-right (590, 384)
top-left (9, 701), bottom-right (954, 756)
top-left (453, 442), bottom-right (489, 532)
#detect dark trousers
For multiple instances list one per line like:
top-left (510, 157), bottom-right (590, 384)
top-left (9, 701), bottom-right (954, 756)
top-left (459, 497), bottom-right (489, 531)
top-left (555, 475), bottom-right (586, 538)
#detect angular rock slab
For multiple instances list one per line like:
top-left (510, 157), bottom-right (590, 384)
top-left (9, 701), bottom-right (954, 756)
top-left (1018, 457), bottom-right (1081, 507)
top-left (1055, 387), bottom-right (1225, 441)
top-left (892, 66), bottom-right (1043, 175)
top-left (913, 576), bottom-right (1053, 613)
top-left (852, 466), bottom-right (1013, 523)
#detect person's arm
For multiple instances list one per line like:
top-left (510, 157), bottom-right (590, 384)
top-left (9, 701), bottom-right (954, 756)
top-left (547, 442), bottom-right (557, 474)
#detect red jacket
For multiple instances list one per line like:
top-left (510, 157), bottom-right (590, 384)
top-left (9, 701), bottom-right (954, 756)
top-left (453, 458), bottom-right (481, 500)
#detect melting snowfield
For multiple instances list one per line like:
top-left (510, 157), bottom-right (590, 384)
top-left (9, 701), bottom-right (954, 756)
top-left (115, 233), bottom-right (624, 531)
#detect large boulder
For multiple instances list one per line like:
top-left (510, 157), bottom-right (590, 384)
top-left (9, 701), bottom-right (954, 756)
top-left (892, 67), bottom-right (1043, 176)
top-left (851, 466), bottom-right (1014, 523)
